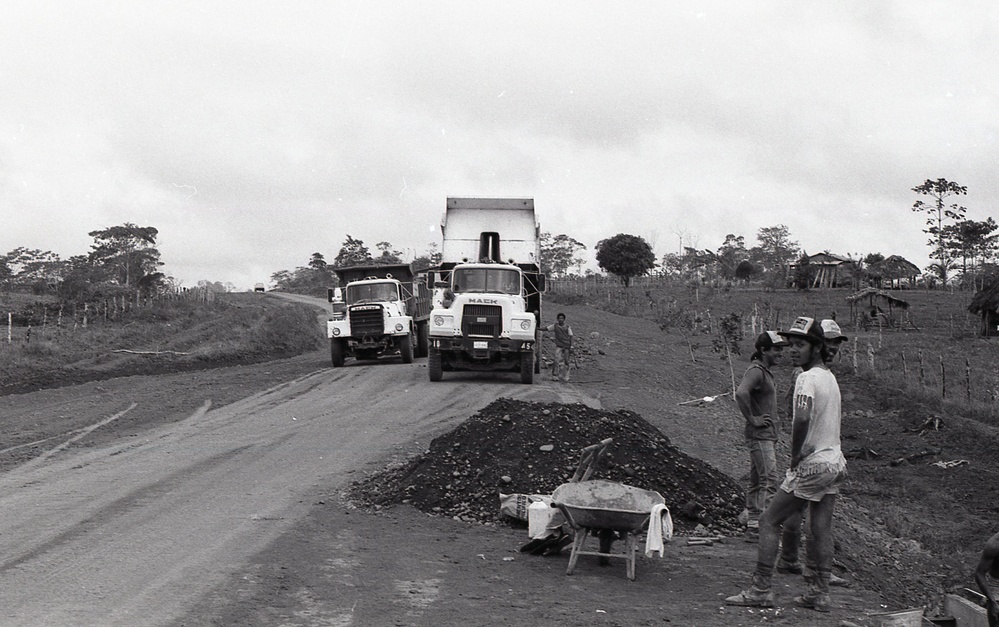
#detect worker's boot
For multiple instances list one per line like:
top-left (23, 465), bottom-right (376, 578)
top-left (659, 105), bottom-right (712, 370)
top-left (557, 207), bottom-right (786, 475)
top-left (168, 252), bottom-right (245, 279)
top-left (795, 570), bottom-right (831, 612)
top-left (725, 573), bottom-right (773, 608)
top-left (775, 557), bottom-right (803, 574)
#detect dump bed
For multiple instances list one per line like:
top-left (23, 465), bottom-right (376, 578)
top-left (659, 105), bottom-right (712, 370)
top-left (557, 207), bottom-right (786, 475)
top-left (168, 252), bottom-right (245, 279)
top-left (333, 263), bottom-right (415, 285)
top-left (442, 198), bottom-right (541, 269)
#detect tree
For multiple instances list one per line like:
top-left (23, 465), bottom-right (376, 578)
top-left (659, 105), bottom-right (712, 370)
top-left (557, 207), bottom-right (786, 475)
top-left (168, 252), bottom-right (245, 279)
top-left (271, 254), bottom-right (338, 297)
top-left (942, 218), bottom-right (998, 290)
top-left (792, 252), bottom-right (813, 290)
top-left (333, 235), bottom-right (373, 268)
top-left (308, 252), bottom-right (329, 270)
top-left (540, 232), bottom-right (587, 278)
top-left (374, 241), bottom-right (403, 265)
top-left (912, 178), bottom-right (967, 285)
top-left (749, 225), bottom-right (799, 289)
top-left (595, 233), bottom-right (656, 287)
top-left (3, 247), bottom-right (63, 290)
top-left (87, 223), bottom-right (162, 288)
top-left (716, 234), bottom-right (747, 280)
top-left (412, 243), bottom-right (443, 272)
top-left (735, 260), bottom-right (757, 283)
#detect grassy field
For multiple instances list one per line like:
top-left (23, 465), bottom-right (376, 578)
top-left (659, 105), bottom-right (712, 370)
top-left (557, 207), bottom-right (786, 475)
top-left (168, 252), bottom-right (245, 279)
top-left (551, 282), bottom-right (999, 426)
top-left (0, 291), bottom-right (326, 394)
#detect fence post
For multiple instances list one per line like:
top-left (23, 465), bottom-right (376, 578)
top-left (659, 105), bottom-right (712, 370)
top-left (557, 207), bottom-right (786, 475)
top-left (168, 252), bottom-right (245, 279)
top-left (965, 357), bottom-right (971, 408)
top-left (918, 350), bottom-right (924, 387)
top-left (901, 351), bottom-right (907, 388)
top-left (940, 355), bottom-right (946, 399)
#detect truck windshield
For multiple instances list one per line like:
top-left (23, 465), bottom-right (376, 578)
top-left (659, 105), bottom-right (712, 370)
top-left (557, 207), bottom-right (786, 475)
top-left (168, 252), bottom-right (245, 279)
top-left (452, 268), bottom-right (521, 295)
top-left (346, 282), bottom-right (399, 304)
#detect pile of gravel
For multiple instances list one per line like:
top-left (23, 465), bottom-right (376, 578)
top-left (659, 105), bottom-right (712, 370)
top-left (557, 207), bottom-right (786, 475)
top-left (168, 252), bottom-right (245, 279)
top-left (346, 398), bottom-right (745, 535)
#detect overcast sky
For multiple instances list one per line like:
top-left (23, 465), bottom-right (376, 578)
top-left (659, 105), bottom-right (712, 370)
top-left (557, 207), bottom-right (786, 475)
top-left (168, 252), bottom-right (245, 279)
top-left (3, 2), bottom-right (997, 290)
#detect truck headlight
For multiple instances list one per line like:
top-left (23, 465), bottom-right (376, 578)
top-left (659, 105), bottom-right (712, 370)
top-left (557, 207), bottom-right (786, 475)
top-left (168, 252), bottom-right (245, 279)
top-left (332, 327), bottom-right (341, 336)
top-left (395, 323), bottom-right (404, 332)
top-left (520, 319), bottom-right (532, 331)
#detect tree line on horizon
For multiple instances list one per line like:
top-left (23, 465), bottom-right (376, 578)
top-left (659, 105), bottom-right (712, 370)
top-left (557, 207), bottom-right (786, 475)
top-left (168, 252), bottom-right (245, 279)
top-left (4, 178), bottom-right (994, 301)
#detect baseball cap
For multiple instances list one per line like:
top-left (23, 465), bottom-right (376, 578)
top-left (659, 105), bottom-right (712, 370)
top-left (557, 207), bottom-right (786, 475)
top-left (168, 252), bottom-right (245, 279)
top-left (779, 316), bottom-right (826, 344)
top-left (755, 331), bottom-right (789, 351)
top-left (820, 319), bottom-right (849, 342)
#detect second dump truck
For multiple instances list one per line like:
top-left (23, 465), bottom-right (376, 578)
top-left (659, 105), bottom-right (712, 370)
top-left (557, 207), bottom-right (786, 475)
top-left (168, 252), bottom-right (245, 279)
top-left (327, 263), bottom-right (431, 367)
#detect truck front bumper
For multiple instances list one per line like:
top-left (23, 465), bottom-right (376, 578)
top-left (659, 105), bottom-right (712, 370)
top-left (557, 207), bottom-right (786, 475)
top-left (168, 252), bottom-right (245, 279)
top-left (430, 337), bottom-right (533, 356)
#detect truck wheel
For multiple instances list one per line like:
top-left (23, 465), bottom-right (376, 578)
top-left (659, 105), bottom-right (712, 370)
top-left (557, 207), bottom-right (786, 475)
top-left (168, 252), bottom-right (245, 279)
top-left (520, 351), bottom-right (534, 384)
top-left (330, 338), bottom-right (345, 367)
top-left (428, 348), bottom-right (443, 381)
top-left (416, 321), bottom-right (429, 358)
top-left (401, 332), bottom-right (414, 364)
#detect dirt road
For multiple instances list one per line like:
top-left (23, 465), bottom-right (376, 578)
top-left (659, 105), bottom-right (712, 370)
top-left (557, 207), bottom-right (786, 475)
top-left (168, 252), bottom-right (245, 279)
top-left (0, 347), bottom-right (566, 625)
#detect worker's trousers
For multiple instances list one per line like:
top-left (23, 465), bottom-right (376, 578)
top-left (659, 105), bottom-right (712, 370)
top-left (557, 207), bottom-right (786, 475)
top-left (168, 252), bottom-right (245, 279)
top-left (745, 438), bottom-right (779, 529)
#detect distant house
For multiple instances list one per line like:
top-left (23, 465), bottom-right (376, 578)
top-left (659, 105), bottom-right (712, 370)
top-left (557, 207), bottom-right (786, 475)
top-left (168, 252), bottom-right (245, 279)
top-left (968, 280), bottom-right (999, 337)
top-left (789, 252), bottom-right (854, 288)
top-left (867, 255), bottom-right (921, 289)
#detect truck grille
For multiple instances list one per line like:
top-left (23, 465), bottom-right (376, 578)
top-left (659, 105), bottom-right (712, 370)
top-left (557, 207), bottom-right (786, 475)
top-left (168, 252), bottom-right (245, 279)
top-left (462, 304), bottom-right (502, 338)
top-left (350, 305), bottom-right (384, 336)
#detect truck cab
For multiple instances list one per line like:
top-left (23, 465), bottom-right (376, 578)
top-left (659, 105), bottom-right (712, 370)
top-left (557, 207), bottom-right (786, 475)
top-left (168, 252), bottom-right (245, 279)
top-left (427, 262), bottom-right (541, 383)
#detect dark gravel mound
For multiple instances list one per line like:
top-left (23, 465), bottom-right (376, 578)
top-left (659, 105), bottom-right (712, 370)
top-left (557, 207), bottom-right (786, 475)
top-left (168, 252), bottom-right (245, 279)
top-left (347, 398), bottom-right (745, 535)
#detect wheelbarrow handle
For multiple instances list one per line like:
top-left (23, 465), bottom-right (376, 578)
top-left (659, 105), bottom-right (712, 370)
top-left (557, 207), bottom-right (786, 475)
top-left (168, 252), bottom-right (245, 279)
top-left (553, 502), bottom-right (580, 531)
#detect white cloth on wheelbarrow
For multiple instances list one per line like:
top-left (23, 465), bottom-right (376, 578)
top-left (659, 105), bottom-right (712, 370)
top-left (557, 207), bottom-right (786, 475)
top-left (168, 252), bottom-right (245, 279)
top-left (644, 503), bottom-right (673, 558)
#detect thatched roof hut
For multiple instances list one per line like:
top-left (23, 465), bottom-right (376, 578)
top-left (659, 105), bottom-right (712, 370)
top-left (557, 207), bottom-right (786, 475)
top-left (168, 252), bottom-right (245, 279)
top-left (867, 255), bottom-right (921, 288)
top-left (846, 287), bottom-right (915, 330)
top-left (968, 280), bottom-right (999, 337)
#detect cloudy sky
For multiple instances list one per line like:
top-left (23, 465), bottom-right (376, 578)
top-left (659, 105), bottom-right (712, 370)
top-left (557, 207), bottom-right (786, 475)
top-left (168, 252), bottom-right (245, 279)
top-left (3, 2), bottom-right (997, 290)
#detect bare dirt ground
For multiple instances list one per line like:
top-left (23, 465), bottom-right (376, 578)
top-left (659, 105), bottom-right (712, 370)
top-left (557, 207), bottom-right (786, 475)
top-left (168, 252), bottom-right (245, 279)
top-left (2, 298), bottom-right (995, 626)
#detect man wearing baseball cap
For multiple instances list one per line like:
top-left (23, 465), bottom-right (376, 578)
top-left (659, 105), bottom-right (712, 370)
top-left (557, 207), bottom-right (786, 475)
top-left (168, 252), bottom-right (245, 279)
top-left (735, 331), bottom-right (788, 543)
top-left (727, 316), bottom-right (847, 612)
top-left (777, 318), bottom-right (850, 586)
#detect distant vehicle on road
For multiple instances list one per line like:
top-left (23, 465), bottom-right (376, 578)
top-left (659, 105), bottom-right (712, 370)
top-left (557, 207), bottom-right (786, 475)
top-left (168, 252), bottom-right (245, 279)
top-left (254, 284), bottom-right (266, 293)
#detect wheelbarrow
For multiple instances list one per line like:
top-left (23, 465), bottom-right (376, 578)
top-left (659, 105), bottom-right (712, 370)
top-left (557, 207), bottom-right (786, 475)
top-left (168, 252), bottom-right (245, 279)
top-left (552, 479), bottom-right (665, 581)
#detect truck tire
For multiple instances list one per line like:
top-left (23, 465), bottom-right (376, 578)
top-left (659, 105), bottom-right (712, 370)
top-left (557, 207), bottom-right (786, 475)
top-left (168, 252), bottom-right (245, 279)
top-left (330, 338), bottom-right (345, 367)
top-left (428, 347), bottom-right (443, 381)
top-left (401, 332), bottom-right (414, 364)
top-left (520, 351), bottom-right (534, 384)
top-left (416, 321), bottom-right (429, 358)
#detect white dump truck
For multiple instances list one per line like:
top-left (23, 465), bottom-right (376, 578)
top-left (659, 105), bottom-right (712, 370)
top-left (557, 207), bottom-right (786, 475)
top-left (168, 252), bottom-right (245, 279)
top-left (326, 263), bottom-right (431, 367)
top-left (426, 197), bottom-right (545, 383)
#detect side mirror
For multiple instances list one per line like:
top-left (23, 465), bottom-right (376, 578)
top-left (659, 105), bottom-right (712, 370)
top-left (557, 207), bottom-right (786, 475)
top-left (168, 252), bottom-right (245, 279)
top-left (536, 275), bottom-right (546, 293)
top-left (327, 288), bottom-right (335, 303)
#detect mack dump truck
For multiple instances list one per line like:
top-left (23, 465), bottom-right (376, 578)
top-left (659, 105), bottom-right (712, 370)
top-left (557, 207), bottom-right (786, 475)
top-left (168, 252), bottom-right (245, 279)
top-left (426, 197), bottom-right (546, 383)
top-left (326, 263), bottom-right (431, 367)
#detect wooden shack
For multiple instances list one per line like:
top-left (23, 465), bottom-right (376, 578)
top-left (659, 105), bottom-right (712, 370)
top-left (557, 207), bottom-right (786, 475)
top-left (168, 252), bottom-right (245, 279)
top-left (846, 287), bottom-right (916, 330)
top-left (968, 280), bottom-right (999, 337)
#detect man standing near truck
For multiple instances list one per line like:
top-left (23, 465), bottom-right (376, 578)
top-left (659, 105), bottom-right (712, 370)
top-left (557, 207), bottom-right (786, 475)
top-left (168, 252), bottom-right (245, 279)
top-left (544, 313), bottom-right (573, 383)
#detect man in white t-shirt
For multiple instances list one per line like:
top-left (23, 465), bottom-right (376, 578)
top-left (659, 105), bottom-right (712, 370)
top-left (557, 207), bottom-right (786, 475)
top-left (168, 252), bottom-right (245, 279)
top-left (727, 316), bottom-right (846, 613)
